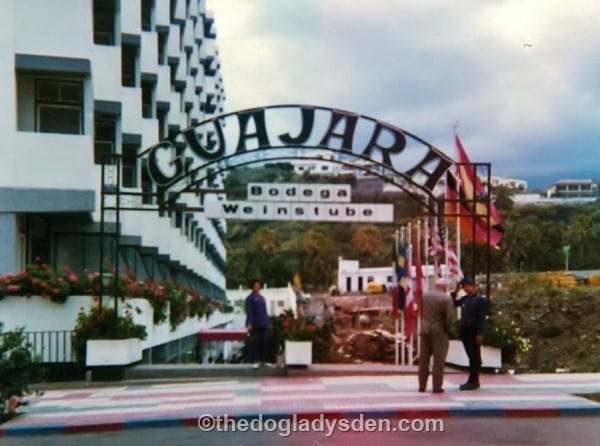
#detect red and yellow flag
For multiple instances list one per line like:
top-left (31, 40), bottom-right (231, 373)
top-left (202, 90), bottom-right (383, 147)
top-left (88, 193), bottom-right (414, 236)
top-left (446, 134), bottom-right (504, 248)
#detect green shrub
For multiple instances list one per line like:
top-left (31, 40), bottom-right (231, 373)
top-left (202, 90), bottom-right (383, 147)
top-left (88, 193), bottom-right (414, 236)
top-left (72, 305), bottom-right (147, 364)
top-left (0, 323), bottom-right (45, 421)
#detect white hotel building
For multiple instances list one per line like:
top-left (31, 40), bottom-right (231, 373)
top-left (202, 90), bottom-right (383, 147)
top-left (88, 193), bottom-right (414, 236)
top-left (0, 0), bottom-right (227, 300)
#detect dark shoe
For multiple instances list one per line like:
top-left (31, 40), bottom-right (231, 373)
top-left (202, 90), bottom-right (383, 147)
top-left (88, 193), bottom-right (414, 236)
top-left (459, 382), bottom-right (480, 391)
top-left (418, 388), bottom-right (426, 393)
top-left (432, 388), bottom-right (445, 393)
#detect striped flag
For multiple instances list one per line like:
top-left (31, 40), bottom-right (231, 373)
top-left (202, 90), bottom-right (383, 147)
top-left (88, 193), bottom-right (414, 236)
top-left (427, 221), bottom-right (444, 258)
top-left (446, 239), bottom-right (463, 283)
top-left (447, 133), bottom-right (504, 248)
top-left (427, 221), bottom-right (444, 282)
top-left (404, 240), bottom-right (423, 339)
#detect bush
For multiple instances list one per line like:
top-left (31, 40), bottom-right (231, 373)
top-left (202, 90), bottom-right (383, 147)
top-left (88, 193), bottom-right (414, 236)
top-left (451, 311), bottom-right (532, 365)
top-left (72, 305), bottom-right (147, 364)
top-left (0, 323), bottom-right (45, 421)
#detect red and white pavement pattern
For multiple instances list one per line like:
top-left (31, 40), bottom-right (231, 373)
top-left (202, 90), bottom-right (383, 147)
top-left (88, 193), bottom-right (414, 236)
top-left (2, 373), bottom-right (600, 435)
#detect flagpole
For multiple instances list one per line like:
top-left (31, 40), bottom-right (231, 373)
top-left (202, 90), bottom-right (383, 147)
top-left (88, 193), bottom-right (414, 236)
top-left (416, 219), bottom-right (422, 363)
top-left (401, 225), bottom-right (407, 365)
top-left (394, 228), bottom-right (399, 366)
top-left (407, 222), bottom-right (413, 365)
top-left (455, 170), bottom-right (461, 268)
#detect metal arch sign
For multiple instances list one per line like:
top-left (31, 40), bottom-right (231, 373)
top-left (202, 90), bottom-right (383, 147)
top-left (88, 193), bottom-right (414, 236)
top-left (142, 104), bottom-right (454, 206)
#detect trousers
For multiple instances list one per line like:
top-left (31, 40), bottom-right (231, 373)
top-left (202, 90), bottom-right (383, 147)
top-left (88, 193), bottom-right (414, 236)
top-left (418, 329), bottom-right (449, 391)
top-left (248, 326), bottom-right (269, 363)
top-left (460, 326), bottom-right (482, 383)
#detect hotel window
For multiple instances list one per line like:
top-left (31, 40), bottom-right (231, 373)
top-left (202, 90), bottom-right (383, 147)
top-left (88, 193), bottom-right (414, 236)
top-left (170, 0), bottom-right (177, 21)
top-left (179, 24), bottom-right (185, 51)
top-left (157, 108), bottom-right (168, 139)
top-left (141, 159), bottom-right (154, 204)
top-left (169, 61), bottom-right (178, 84)
top-left (94, 114), bottom-right (116, 165)
top-left (141, 81), bottom-right (155, 118)
top-left (121, 44), bottom-right (139, 87)
top-left (122, 144), bottom-right (138, 188)
top-left (141, 0), bottom-right (154, 32)
top-left (35, 79), bottom-right (83, 134)
top-left (93, 0), bottom-right (116, 45)
top-left (158, 31), bottom-right (168, 65)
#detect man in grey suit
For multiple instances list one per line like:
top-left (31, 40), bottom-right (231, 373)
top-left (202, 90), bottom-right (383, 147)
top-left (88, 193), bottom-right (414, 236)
top-left (418, 284), bottom-right (455, 393)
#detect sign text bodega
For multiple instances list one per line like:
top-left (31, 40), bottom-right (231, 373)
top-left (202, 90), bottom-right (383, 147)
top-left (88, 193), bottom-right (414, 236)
top-left (247, 183), bottom-right (351, 203)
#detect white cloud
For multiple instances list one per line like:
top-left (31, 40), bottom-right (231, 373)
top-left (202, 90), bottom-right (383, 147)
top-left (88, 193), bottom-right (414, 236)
top-left (208, 0), bottom-right (600, 188)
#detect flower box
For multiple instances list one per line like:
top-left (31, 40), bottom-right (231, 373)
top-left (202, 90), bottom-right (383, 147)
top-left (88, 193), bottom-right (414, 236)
top-left (284, 340), bottom-right (312, 366)
top-left (86, 338), bottom-right (142, 366)
top-left (446, 339), bottom-right (502, 369)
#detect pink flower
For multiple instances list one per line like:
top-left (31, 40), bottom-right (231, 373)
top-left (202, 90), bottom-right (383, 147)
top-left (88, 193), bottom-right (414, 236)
top-left (68, 272), bottom-right (78, 282)
top-left (6, 284), bottom-right (20, 293)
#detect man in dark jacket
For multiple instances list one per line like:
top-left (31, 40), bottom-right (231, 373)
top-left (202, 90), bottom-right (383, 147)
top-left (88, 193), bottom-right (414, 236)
top-left (452, 275), bottom-right (487, 390)
top-left (245, 278), bottom-right (270, 366)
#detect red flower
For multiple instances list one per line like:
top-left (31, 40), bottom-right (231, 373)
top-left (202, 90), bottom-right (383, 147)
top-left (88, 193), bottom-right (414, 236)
top-left (6, 284), bottom-right (20, 293)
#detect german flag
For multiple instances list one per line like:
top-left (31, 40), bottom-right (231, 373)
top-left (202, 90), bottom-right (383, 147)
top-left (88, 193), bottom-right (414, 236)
top-left (446, 134), bottom-right (504, 248)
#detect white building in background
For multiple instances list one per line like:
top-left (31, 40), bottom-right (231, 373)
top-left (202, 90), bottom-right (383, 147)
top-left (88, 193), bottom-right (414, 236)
top-left (0, 0), bottom-right (227, 300)
top-left (227, 284), bottom-right (298, 320)
top-left (488, 176), bottom-right (527, 191)
top-left (337, 257), bottom-right (446, 294)
top-left (546, 179), bottom-right (598, 198)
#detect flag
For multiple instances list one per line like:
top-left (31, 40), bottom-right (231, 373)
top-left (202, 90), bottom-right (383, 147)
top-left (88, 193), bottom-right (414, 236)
top-left (427, 221), bottom-right (444, 282)
top-left (392, 239), bottom-right (407, 317)
top-left (447, 134), bottom-right (504, 248)
top-left (446, 239), bottom-right (463, 283)
top-left (403, 241), bottom-right (422, 340)
top-left (427, 221), bottom-right (444, 258)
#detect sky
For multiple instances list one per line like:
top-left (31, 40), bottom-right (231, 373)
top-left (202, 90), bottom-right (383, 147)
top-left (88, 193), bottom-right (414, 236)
top-left (207, 0), bottom-right (600, 190)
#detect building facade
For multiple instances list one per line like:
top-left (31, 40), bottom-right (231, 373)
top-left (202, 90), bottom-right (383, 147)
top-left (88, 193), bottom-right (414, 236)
top-left (546, 179), bottom-right (598, 199)
top-left (0, 0), bottom-right (227, 300)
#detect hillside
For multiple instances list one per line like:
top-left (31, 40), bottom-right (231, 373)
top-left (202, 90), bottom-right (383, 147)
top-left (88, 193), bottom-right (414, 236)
top-left (491, 278), bottom-right (600, 372)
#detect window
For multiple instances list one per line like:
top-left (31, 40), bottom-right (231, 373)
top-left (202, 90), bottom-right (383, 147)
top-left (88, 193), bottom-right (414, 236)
top-left (93, 0), bottom-right (116, 45)
top-left (170, 0), bottom-right (177, 21)
top-left (141, 0), bottom-right (154, 32)
top-left (157, 108), bottom-right (168, 139)
top-left (36, 80), bottom-right (83, 134)
top-left (121, 45), bottom-right (138, 87)
top-left (141, 160), bottom-right (154, 204)
top-left (179, 25), bottom-right (184, 51)
top-left (169, 61), bottom-right (178, 84)
top-left (141, 81), bottom-right (154, 118)
top-left (94, 114), bottom-right (116, 164)
top-left (122, 144), bottom-right (138, 188)
top-left (158, 32), bottom-right (168, 65)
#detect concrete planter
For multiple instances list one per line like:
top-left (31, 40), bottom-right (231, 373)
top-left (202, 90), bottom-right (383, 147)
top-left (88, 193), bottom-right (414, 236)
top-left (446, 339), bottom-right (502, 369)
top-left (86, 338), bottom-right (142, 366)
top-left (284, 340), bottom-right (312, 366)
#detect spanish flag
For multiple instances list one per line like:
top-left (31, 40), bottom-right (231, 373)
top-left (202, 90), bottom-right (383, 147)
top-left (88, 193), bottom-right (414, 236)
top-left (446, 133), bottom-right (504, 248)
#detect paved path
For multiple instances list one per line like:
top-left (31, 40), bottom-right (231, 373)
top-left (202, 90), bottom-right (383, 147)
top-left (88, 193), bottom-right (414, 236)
top-left (1, 372), bottom-right (599, 437)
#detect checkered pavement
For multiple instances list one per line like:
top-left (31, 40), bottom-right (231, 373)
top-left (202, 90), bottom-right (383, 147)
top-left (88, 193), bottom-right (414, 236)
top-left (1, 372), bottom-right (599, 437)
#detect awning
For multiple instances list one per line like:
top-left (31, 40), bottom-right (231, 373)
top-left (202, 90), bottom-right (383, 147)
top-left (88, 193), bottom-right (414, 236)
top-left (198, 329), bottom-right (247, 342)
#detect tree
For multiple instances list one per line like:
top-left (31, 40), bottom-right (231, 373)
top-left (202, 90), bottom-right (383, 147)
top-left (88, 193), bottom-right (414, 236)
top-left (301, 228), bottom-right (336, 289)
top-left (351, 225), bottom-right (383, 263)
top-left (566, 213), bottom-right (595, 268)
